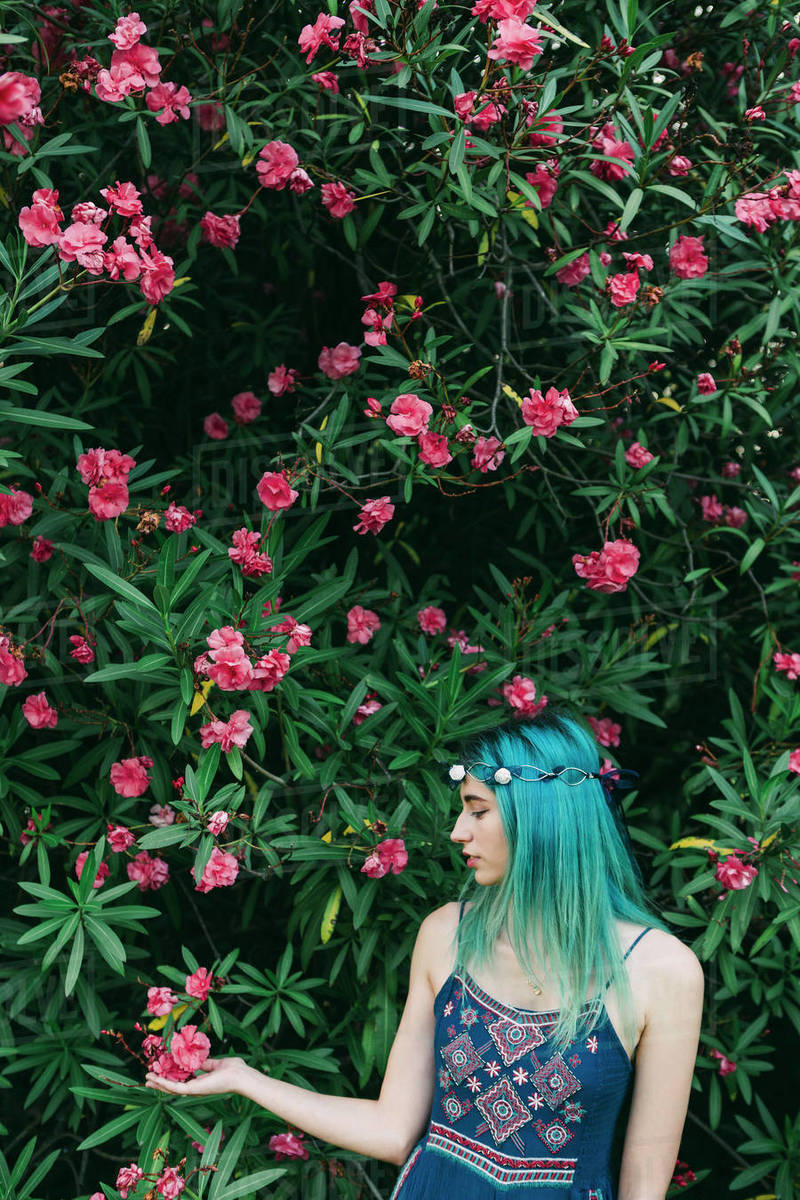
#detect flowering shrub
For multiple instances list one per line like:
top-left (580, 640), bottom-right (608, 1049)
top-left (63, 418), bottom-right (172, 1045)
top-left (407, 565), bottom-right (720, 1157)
top-left (1, 0), bottom-right (799, 1196)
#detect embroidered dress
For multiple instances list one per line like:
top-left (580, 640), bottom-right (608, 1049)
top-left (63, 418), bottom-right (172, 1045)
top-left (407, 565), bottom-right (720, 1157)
top-left (389, 925), bottom-right (653, 1200)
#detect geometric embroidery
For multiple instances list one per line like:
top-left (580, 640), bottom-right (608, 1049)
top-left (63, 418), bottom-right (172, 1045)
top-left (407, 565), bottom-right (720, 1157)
top-left (441, 1091), bottom-right (472, 1123)
top-left (474, 1078), bottom-right (532, 1143)
top-left (532, 1116), bottom-right (575, 1153)
top-left (487, 1017), bottom-right (546, 1065)
top-left (441, 1032), bottom-right (484, 1084)
top-left (531, 1053), bottom-right (582, 1110)
top-left (428, 1121), bottom-right (577, 1186)
top-left (562, 1100), bottom-right (586, 1123)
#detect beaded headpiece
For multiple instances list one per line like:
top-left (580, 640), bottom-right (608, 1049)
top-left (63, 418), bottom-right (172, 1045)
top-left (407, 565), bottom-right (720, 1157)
top-left (447, 761), bottom-right (639, 799)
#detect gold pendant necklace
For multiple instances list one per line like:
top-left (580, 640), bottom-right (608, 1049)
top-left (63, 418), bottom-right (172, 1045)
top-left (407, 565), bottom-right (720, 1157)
top-left (525, 971), bottom-right (543, 996)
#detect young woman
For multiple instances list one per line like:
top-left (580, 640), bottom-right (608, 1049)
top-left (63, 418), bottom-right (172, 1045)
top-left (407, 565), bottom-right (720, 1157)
top-left (145, 709), bottom-right (704, 1200)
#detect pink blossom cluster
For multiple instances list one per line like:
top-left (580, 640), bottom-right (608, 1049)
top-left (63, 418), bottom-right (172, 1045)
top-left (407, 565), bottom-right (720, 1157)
top-left (572, 538), bottom-right (640, 593)
top-left (255, 140), bottom-right (313, 195)
top-left (164, 501), bottom-right (198, 533)
top-left (75, 851), bottom-right (110, 889)
top-left (625, 441), bottom-right (654, 468)
top-left (21, 691), bottom-right (58, 729)
top-left (200, 210), bottom-right (241, 249)
top-left (524, 159), bottom-right (560, 210)
top-left (347, 605), bottom-right (381, 644)
top-left (269, 615), bottom-right (313, 654)
top-left (0, 487), bottom-right (34, 526)
top-left (0, 71), bottom-right (43, 156)
top-left (361, 837), bottom-right (408, 878)
top-left (361, 279), bottom-right (397, 347)
top-left (191, 845), bottom-right (240, 892)
top-left (268, 364), bottom-right (300, 396)
top-left (713, 853), bottom-right (758, 891)
top-left (269, 1131), bottom-right (309, 1161)
top-left (228, 528), bottom-right (273, 577)
top-left (76, 445), bottom-right (136, 521)
top-left (588, 122), bottom-right (635, 181)
top-left (698, 494), bottom-right (747, 528)
top-left (149, 1023), bottom-right (211, 1082)
top-left (587, 715), bottom-right (622, 748)
top-left (127, 850), bottom-right (169, 891)
top-left (200, 709), bottom-right (253, 753)
top-left (734, 169), bottom-right (800, 234)
top-left (353, 692), bottom-right (383, 724)
top-left (669, 234), bottom-right (709, 279)
top-left (110, 754), bottom-right (153, 797)
top-left (197, 626), bottom-right (293, 694)
top-left (774, 651), bottom-right (800, 680)
top-left (487, 17), bottom-right (544, 71)
top-left (521, 386), bottom-right (578, 437)
top-left (353, 495), bottom-right (395, 535)
top-left (709, 1047), bottom-right (737, 1075)
top-left (257, 471), bottom-right (299, 511)
top-left (19, 182), bottom-right (176, 305)
top-left (418, 606), bottom-right (447, 634)
top-left (95, 12), bottom-right (192, 129)
top-left (30, 534), bottom-right (53, 561)
top-left (319, 342), bottom-right (361, 379)
top-left (502, 674), bottom-right (547, 717)
top-left (0, 634), bottom-right (27, 686)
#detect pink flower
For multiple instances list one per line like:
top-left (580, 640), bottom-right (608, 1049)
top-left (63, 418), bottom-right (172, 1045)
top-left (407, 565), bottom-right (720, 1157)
top-left (527, 106), bottom-right (564, 145)
top-left (572, 538), bottom-right (640, 593)
top-left (231, 391), bottom-right (261, 423)
top-left (0, 638), bottom-right (26, 686)
top-left (155, 1166), bottom-right (186, 1198)
top-left (625, 441), bottom-right (654, 468)
top-left (88, 479), bottom-right (129, 520)
top-left (472, 436), bottom-right (505, 473)
top-left (164, 502), bottom-right (196, 533)
top-left (502, 674), bottom-right (548, 717)
top-left (318, 341), bottom-right (361, 379)
top-left (709, 1048), bottom-right (737, 1076)
top-left (607, 272), bottom-right (640, 306)
top-left (321, 181), bottom-right (356, 218)
top-left (138, 246), bottom-right (175, 304)
top-left (22, 691), bottom-right (58, 729)
top-left (589, 122), bottom-right (635, 180)
top-left (256, 140), bottom-right (299, 189)
top-left (147, 986), bottom-right (179, 1016)
top-left (0, 71), bottom-right (41, 125)
top-left (192, 845), bottom-right (239, 893)
top-left (774, 651), bottom-right (800, 680)
top-left (206, 811), bottom-right (230, 837)
top-left (228, 528), bottom-right (273, 577)
top-left (418, 606), bottom-right (447, 634)
top-left (735, 191), bottom-right (777, 233)
top-left (521, 386), bottom-right (578, 437)
top-left (206, 626), bottom-right (253, 691)
top-left (72, 200), bottom-right (108, 225)
top-left (269, 1132), bottom-right (309, 1161)
top-left (788, 748), bottom-right (800, 774)
top-left (18, 187), bottom-right (63, 246)
top-left (257, 471), bottom-right (299, 511)
top-left (668, 155), bottom-right (692, 176)
top-left (69, 634), bottom-right (95, 663)
top-left (107, 824), bottom-right (135, 853)
top-left (109, 755), bottom-right (153, 797)
top-left (346, 605), bottom-right (381, 644)
top-left (417, 431), bottom-right (452, 467)
top-left (195, 101), bottom-right (225, 130)
top-left (127, 850), bottom-right (169, 891)
top-left (524, 161), bottom-right (559, 209)
top-left (714, 854), bottom-right (758, 891)
top-left (697, 372), bottom-right (717, 393)
top-left (108, 12), bottom-right (147, 50)
top-left (669, 234), bottom-right (709, 279)
top-left (360, 837), bottom-right (408, 878)
top-left (622, 252), bottom-right (653, 273)
top-left (723, 506), bottom-right (747, 529)
top-left (268, 364), bottom-right (299, 395)
top-left (99, 180), bottom-right (143, 217)
top-left (386, 393), bottom-right (433, 436)
top-left (204, 412), bottom-right (229, 440)
top-left (587, 715), bottom-right (621, 747)
top-left (487, 17), bottom-right (543, 71)
top-left (700, 494), bottom-right (723, 522)
top-left (249, 649), bottom-right (291, 692)
top-left (556, 252), bottom-right (590, 286)
top-left (103, 236), bottom-right (141, 281)
top-left (312, 70), bottom-right (340, 92)
top-left (353, 697), bottom-right (382, 724)
top-left (146, 81), bottom-right (192, 125)
top-left (169, 1024), bottom-right (211, 1072)
top-left (270, 615), bottom-right (312, 654)
top-left (472, 0), bottom-right (537, 21)
top-left (75, 851), bottom-right (110, 889)
top-left (0, 488), bottom-right (34, 525)
top-left (298, 12), bottom-right (345, 62)
top-left (200, 211), bottom-right (240, 249)
top-left (149, 803), bottom-right (175, 827)
top-left (185, 967), bottom-right (214, 1001)
top-left (200, 709), bottom-right (253, 753)
top-left (353, 495), bottom-right (395, 535)
top-left (115, 1165), bottom-right (144, 1199)
top-left (57, 221), bottom-right (107, 274)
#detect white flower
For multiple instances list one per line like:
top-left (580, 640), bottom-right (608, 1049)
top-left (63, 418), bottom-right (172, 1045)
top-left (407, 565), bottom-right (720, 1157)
top-left (493, 766), bottom-right (512, 785)
top-left (449, 764), bottom-right (466, 781)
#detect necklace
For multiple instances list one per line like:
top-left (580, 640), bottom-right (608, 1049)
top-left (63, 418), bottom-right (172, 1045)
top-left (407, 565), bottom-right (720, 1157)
top-left (524, 968), bottom-right (543, 996)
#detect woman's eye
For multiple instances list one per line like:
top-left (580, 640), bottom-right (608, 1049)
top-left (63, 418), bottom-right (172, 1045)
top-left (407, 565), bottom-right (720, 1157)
top-left (473, 810), bottom-right (488, 819)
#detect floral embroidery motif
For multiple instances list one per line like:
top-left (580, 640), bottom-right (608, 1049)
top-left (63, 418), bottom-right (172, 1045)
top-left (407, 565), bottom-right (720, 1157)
top-left (438, 1067), bottom-right (453, 1091)
top-left (441, 1091), bottom-right (473, 1123)
top-left (441, 1031), bottom-right (484, 1084)
top-left (443, 1000), bottom-right (454, 1017)
top-left (531, 1052), bottom-right (582, 1110)
top-left (461, 1005), bottom-right (479, 1027)
top-left (569, 1053), bottom-right (582, 1068)
top-left (466, 1074), bottom-right (482, 1093)
top-left (527, 1092), bottom-right (546, 1110)
top-left (512, 1066), bottom-right (530, 1085)
top-left (484, 1059), bottom-right (502, 1078)
top-left (562, 1101), bottom-right (586, 1123)
top-left (447, 1025), bottom-right (457, 1037)
top-left (487, 1017), bottom-right (546, 1065)
top-left (474, 1077), bottom-right (532, 1144)
top-left (532, 1116), bottom-right (575, 1153)
top-left (586, 1035), bottom-right (599, 1054)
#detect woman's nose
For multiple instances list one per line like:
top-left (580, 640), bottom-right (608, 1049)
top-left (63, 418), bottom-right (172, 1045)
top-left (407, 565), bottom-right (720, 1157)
top-left (450, 814), bottom-right (469, 843)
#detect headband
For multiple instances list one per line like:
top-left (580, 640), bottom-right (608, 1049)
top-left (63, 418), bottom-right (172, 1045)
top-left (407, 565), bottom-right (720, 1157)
top-left (447, 761), bottom-right (640, 799)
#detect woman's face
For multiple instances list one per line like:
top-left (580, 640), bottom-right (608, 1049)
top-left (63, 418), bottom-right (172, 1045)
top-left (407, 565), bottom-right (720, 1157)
top-left (450, 774), bottom-right (510, 885)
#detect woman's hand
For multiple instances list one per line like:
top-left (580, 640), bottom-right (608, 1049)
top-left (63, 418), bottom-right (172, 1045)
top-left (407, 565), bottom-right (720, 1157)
top-left (145, 1056), bottom-right (250, 1098)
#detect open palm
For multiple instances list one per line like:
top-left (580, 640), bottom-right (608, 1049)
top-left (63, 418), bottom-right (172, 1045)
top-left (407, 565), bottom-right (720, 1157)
top-left (145, 1056), bottom-right (248, 1098)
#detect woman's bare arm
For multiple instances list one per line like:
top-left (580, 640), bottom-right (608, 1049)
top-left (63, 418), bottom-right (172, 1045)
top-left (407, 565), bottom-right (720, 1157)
top-left (146, 904), bottom-right (452, 1165)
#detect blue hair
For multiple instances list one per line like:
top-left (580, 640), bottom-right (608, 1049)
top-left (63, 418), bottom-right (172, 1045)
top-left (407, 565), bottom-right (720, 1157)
top-left (451, 707), bottom-right (670, 1055)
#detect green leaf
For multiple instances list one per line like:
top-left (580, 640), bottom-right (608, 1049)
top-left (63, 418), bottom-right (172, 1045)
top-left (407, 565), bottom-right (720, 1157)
top-left (85, 916), bottom-right (127, 973)
top-left (75, 1106), bottom-right (141, 1151)
top-left (620, 186), bottom-right (643, 231)
top-left (216, 1169), bottom-right (287, 1200)
top-left (136, 116), bottom-right (151, 169)
top-left (83, 654), bottom-right (172, 682)
top-left (169, 548), bottom-right (213, 611)
top-left (65, 921), bottom-right (85, 996)
top-left (0, 403), bottom-right (94, 430)
top-left (740, 537), bottom-right (765, 574)
top-left (84, 562), bottom-right (159, 612)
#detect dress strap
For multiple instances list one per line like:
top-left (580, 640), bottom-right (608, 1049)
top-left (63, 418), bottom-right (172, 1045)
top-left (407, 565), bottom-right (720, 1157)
top-left (602, 926), bottom-right (653, 990)
top-left (458, 898), bottom-right (466, 921)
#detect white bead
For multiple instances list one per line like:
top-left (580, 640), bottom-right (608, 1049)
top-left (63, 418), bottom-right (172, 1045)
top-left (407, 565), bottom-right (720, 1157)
top-left (493, 767), bottom-right (512, 785)
top-left (449, 764), bottom-right (466, 781)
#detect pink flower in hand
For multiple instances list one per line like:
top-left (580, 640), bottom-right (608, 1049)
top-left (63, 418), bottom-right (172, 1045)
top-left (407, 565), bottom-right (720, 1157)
top-left (169, 1024), bottom-right (211, 1072)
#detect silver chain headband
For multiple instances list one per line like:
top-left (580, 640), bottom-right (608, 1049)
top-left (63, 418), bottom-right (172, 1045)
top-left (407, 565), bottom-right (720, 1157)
top-left (447, 762), bottom-right (639, 793)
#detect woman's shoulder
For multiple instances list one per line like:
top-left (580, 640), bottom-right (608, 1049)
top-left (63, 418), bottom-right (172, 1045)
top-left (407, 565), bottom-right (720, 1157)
top-left (617, 921), bottom-right (704, 995)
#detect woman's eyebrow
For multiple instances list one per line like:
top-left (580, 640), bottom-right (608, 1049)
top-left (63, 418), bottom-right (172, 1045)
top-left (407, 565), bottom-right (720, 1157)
top-left (462, 793), bottom-right (491, 804)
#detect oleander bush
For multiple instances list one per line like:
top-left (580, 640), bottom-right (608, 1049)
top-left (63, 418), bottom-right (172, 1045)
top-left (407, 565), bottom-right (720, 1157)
top-left (1, 0), bottom-right (800, 1196)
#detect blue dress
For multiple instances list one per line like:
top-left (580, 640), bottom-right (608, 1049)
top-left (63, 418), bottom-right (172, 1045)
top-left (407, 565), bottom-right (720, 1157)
top-left (389, 925), bottom-right (653, 1200)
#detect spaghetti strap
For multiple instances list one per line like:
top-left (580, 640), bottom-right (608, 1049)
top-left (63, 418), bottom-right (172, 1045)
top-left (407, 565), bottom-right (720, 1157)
top-left (602, 926), bottom-right (653, 990)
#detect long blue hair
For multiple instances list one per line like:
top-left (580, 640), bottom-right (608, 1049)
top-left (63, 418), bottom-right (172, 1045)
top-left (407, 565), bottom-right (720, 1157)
top-left (451, 708), bottom-right (670, 1055)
